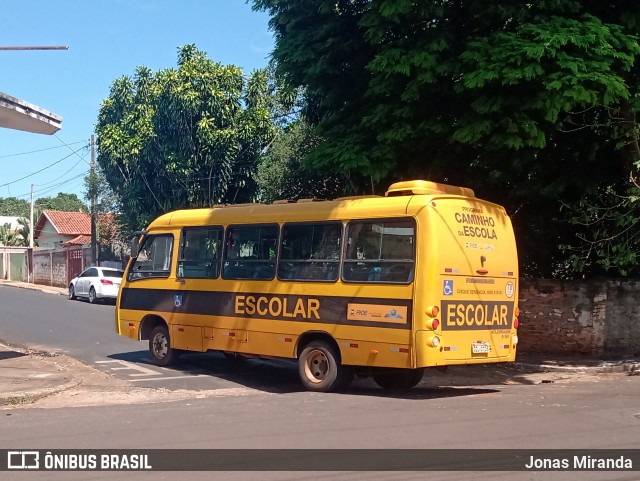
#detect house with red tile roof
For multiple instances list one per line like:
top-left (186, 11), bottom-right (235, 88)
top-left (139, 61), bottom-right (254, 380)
top-left (33, 210), bottom-right (91, 249)
top-left (33, 210), bottom-right (121, 250)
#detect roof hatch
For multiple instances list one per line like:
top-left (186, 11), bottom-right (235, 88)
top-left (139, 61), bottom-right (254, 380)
top-left (385, 180), bottom-right (475, 198)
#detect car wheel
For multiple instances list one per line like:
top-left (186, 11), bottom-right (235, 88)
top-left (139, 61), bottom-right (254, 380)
top-left (68, 285), bottom-right (76, 300)
top-left (149, 325), bottom-right (180, 367)
top-left (88, 286), bottom-right (97, 304)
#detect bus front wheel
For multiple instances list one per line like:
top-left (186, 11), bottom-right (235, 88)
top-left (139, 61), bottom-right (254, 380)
top-left (149, 325), bottom-right (180, 367)
top-left (373, 368), bottom-right (424, 390)
top-left (298, 340), bottom-right (350, 393)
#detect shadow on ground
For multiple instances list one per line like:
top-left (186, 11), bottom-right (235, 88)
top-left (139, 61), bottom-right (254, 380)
top-left (104, 349), bottom-right (559, 399)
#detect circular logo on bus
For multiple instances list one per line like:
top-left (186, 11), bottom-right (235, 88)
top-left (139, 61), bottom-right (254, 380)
top-left (505, 281), bottom-right (514, 298)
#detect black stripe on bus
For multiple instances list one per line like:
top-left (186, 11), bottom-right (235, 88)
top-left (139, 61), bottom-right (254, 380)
top-left (120, 288), bottom-right (413, 330)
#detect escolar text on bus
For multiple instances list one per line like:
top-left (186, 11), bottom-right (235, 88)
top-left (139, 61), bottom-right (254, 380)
top-left (234, 294), bottom-right (320, 320)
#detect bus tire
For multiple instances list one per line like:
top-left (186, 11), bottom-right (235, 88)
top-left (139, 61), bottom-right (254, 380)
top-left (373, 368), bottom-right (424, 390)
top-left (298, 340), bottom-right (347, 393)
top-left (149, 325), bottom-right (180, 367)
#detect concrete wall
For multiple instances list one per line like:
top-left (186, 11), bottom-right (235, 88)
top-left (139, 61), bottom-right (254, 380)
top-left (33, 247), bottom-right (88, 288)
top-left (519, 278), bottom-right (640, 357)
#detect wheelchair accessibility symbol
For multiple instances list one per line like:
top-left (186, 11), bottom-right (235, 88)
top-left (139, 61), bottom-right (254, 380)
top-left (443, 280), bottom-right (454, 296)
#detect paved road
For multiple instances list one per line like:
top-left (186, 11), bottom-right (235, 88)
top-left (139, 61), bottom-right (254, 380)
top-left (2, 375), bottom-right (640, 481)
top-left (2, 285), bottom-right (640, 481)
top-left (0, 285), bottom-right (307, 391)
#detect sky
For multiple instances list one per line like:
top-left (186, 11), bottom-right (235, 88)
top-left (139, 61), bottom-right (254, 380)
top-left (0, 0), bottom-right (274, 208)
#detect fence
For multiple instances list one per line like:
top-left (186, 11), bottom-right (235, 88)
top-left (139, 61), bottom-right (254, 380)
top-left (33, 245), bottom-right (126, 289)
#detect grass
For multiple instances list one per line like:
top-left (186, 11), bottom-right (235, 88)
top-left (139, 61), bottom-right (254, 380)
top-left (7, 395), bottom-right (36, 405)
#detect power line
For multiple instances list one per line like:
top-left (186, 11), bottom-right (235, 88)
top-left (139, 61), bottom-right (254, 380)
top-left (10, 170), bottom-right (90, 200)
top-left (34, 152), bottom-right (88, 187)
top-left (0, 46), bottom-right (69, 51)
top-left (0, 148), bottom-right (84, 189)
top-left (0, 141), bottom-right (85, 159)
top-left (55, 134), bottom-right (91, 166)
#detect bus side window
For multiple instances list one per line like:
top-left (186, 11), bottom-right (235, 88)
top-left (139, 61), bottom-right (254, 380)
top-left (223, 225), bottom-right (278, 280)
top-left (178, 227), bottom-right (222, 279)
top-left (278, 223), bottom-right (341, 282)
top-left (342, 219), bottom-right (415, 284)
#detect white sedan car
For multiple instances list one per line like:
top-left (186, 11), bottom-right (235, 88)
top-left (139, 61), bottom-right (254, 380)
top-left (68, 267), bottom-right (124, 304)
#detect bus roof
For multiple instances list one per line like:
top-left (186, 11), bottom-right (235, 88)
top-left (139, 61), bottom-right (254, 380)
top-left (146, 180), bottom-right (491, 230)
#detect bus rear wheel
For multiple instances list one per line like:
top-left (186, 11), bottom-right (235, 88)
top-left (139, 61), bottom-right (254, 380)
top-left (149, 325), bottom-right (180, 367)
top-left (373, 368), bottom-right (424, 390)
top-left (298, 340), bottom-right (351, 393)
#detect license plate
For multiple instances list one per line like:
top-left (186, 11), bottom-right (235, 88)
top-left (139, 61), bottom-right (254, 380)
top-left (472, 342), bottom-right (491, 354)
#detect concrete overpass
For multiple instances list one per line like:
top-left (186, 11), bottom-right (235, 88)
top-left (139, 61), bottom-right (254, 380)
top-left (0, 92), bottom-right (62, 134)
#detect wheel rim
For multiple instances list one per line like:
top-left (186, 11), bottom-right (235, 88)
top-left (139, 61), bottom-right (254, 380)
top-left (152, 332), bottom-right (168, 359)
top-left (304, 349), bottom-right (330, 384)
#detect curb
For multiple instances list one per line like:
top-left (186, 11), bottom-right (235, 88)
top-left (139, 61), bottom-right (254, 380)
top-left (0, 379), bottom-right (82, 407)
top-left (515, 360), bottom-right (640, 374)
top-left (0, 280), bottom-right (66, 296)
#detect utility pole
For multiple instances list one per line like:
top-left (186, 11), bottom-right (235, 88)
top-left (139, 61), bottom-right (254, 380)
top-left (29, 184), bottom-right (34, 248)
top-left (90, 135), bottom-right (97, 266)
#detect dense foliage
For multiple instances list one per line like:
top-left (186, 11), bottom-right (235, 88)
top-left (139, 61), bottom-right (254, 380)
top-left (96, 45), bottom-right (278, 231)
top-left (253, 0), bottom-right (640, 277)
top-left (256, 121), bottom-right (352, 202)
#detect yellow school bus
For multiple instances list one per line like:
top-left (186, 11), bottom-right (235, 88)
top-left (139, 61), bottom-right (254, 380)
top-left (116, 180), bottom-right (519, 392)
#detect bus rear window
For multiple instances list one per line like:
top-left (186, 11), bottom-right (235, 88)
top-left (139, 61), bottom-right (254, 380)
top-left (343, 219), bottom-right (415, 283)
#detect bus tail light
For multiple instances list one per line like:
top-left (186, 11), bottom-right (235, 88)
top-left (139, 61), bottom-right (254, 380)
top-left (426, 306), bottom-right (439, 318)
top-left (430, 336), bottom-right (440, 348)
top-left (513, 318), bottom-right (519, 329)
top-left (431, 319), bottom-right (440, 330)
top-left (513, 335), bottom-right (519, 346)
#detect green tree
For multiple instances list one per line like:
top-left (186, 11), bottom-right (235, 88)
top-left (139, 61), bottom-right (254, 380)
top-left (0, 223), bottom-right (18, 246)
top-left (256, 121), bottom-right (352, 202)
top-left (96, 45), bottom-right (278, 231)
top-left (0, 197), bottom-right (29, 217)
top-left (15, 217), bottom-right (30, 247)
top-left (253, 0), bottom-right (640, 277)
top-left (35, 193), bottom-right (88, 213)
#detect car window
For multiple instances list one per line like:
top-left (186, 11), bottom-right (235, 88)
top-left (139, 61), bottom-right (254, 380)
top-left (101, 269), bottom-right (124, 278)
top-left (81, 268), bottom-right (99, 277)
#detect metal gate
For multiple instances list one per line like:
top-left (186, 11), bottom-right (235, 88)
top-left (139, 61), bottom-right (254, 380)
top-left (9, 252), bottom-right (27, 282)
top-left (68, 248), bottom-right (83, 285)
